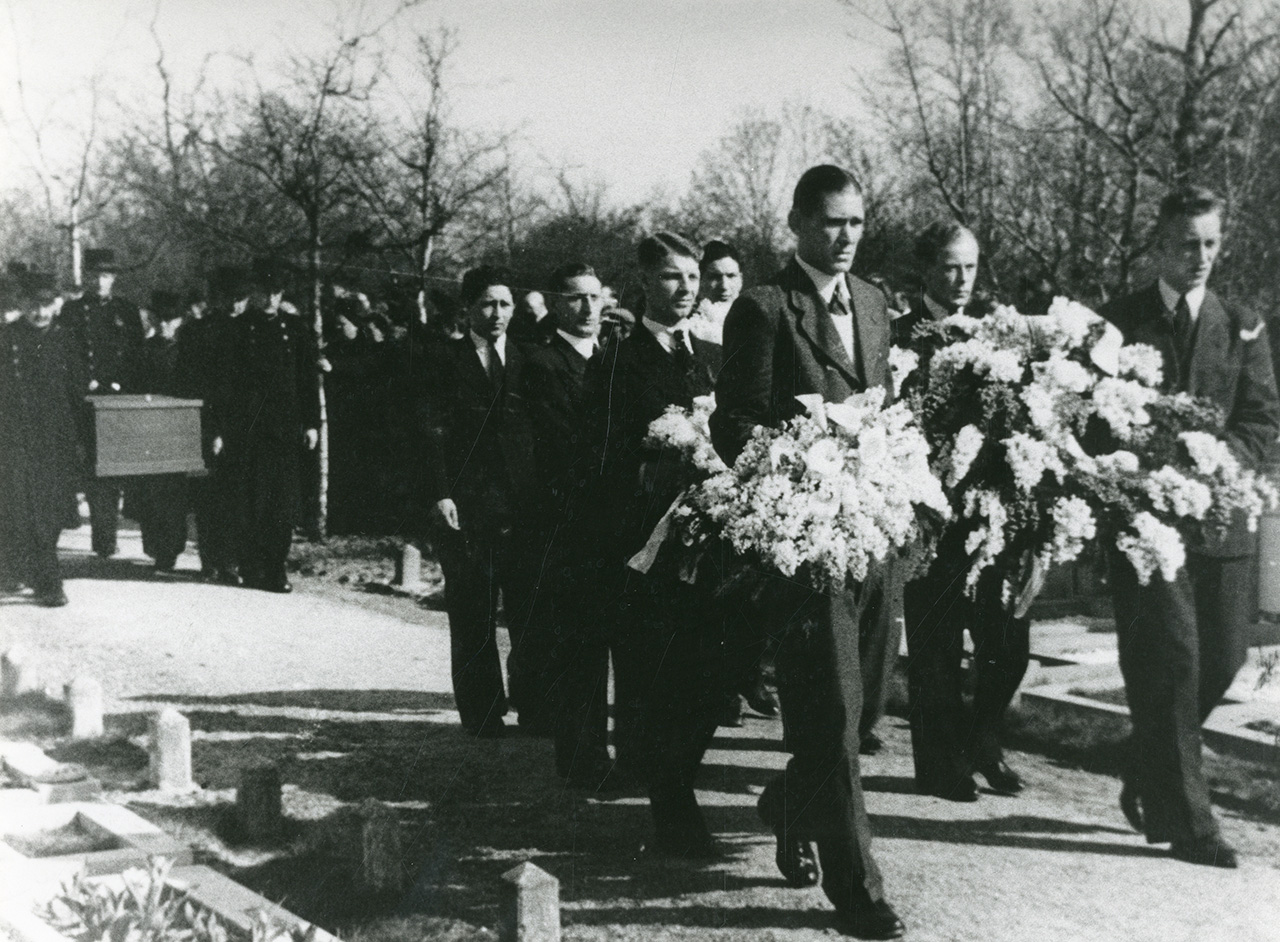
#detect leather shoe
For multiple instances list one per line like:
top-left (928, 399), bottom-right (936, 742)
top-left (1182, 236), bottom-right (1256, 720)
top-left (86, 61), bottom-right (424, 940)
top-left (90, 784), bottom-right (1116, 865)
top-left (1171, 836), bottom-right (1238, 869)
top-left (742, 679), bottom-right (780, 717)
top-left (758, 792), bottom-right (819, 886)
top-left (263, 580), bottom-right (293, 593)
top-left (859, 733), bottom-right (883, 756)
top-left (35, 589), bottom-right (69, 608)
top-left (835, 899), bottom-right (906, 939)
top-left (976, 760), bottom-right (1023, 794)
top-left (918, 776), bottom-right (978, 802)
top-left (1119, 782), bottom-right (1143, 832)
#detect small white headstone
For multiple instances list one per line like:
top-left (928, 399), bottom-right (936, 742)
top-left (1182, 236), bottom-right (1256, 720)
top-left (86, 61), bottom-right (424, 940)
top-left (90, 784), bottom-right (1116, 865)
top-left (150, 708), bottom-right (193, 792)
top-left (395, 543), bottom-right (423, 593)
top-left (499, 861), bottom-right (560, 942)
top-left (67, 677), bottom-right (105, 739)
top-left (1, 646), bottom-right (38, 700)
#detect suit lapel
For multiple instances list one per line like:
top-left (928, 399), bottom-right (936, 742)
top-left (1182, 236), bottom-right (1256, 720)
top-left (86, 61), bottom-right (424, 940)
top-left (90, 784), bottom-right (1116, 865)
top-left (1188, 290), bottom-right (1230, 398)
top-left (850, 276), bottom-right (886, 391)
top-left (785, 262), bottom-right (860, 388)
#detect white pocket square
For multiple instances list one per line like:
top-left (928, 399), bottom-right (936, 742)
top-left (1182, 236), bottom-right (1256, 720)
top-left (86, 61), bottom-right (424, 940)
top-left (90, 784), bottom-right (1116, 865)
top-left (1240, 323), bottom-right (1265, 341)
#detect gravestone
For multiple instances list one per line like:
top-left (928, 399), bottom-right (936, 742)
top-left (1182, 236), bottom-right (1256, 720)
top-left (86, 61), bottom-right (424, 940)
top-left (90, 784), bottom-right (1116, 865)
top-left (394, 543), bottom-right (423, 593)
top-left (149, 709), bottom-right (193, 792)
top-left (354, 798), bottom-right (402, 894)
top-left (67, 677), bottom-right (105, 739)
top-left (499, 862), bottom-right (559, 942)
top-left (1, 646), bottom-right (38, 700)
top-left (237, 763), bottom-right (283, 842)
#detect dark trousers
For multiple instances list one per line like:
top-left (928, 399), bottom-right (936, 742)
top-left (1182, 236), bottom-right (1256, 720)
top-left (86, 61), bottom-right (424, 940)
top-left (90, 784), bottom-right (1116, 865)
top-left (85, 479), bottom-right (122, 556)
top-left (760, 570), bottom-right (887, 912)
top-left (138, 474), bottom-right (188, 565)
top-left (1110, 551), bottom-right (1252, 843)
top-left (859, 566), bottom-right (903, 742)
top-left (437, 521), bottom-right (519, 733)
top-left (236, 515), bottom-right (293, 588)
top-left (7, 512), bottom-right (63, 596)
top-left (548, 558), bottom-right (615, 776)
top-left (905, 568), bottom-right (1030, 787)
top-left (192, 474), bottom-right (235, 575)
top-left (504, 521), bottom-right (565, 730)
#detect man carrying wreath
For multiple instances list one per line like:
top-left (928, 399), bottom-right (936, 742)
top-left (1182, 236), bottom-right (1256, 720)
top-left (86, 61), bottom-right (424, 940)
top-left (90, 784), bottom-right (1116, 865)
top-left (710, 165), bottom-right (904, 940)
top-left (1102, 186), bottom-right (1279, 868)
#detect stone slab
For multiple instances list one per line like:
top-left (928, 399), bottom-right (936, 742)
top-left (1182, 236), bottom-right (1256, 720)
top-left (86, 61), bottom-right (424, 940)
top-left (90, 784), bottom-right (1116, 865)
top-left (170, 865), bottom-right (340, 942)
top-left (0, 803), bottom-right (190, 874)
top-left (0, 744), bottom-right (102, 806)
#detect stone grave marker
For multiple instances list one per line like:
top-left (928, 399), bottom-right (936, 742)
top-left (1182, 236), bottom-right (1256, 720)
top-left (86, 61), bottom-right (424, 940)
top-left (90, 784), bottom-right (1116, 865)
top-left (499, 861), bottom-right (559, 942)
top-left (149, 709), bottom-right (193, 792)
top-left (236, 763), bottom-right (283, 842)
top-left (67, 677), bottom-right (104, 740)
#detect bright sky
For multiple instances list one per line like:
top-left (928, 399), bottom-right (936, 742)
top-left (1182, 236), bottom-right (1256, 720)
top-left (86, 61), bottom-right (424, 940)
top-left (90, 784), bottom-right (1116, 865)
top-left (1, 0), bottom-right (887, 206)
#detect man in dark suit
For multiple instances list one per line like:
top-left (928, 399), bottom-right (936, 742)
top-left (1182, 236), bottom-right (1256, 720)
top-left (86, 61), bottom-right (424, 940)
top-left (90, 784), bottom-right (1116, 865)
top-left (575, 232), bottom-right (727, 848)
top-left (512, 262), bottom-right (605, 736)
top-left (710, 166), bottom-right (904, 940)
top-left (1101, 186), bottom-right (1279, 868)
top-left (60, 249), bottom-right (146, 558)
top-left (208, 266), bottom-right (320, 593)
top-left (420, 266), bottom-right (536, 739)
top-left (895, 222), bottom-right (1029, 803)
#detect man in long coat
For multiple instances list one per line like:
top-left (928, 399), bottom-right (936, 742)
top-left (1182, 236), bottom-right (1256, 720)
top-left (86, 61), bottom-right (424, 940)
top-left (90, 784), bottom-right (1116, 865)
top-left (208, 267), bottom-right (319, 592)
top-left (0, 281), bottom-right (83, 606)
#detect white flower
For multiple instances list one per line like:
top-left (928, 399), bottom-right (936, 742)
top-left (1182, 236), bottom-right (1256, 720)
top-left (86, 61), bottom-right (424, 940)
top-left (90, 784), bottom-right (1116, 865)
top-left (1046, 296), bottom-right (1104, 348)
top-left (1117, 344), bottom-right (1164, 388)
top-left (948, 425), bottom-right (985, 487)
top-left (1004, 432), bottom-right (1065, 492)
top-left (889, 346), bottom-right (919, 397)
top-left (1093, 451), bottom-right (1140, 475)
top-left (1179, 431), bottom-right (1239, 477)
top-left (1034, 355), bottom-right (1094, 394)
top-left (1046, 496), bottom-right (1096, 565)
top-left (1093, 377), bottom-right (1156, 439)
top-left (1116, 512), bottom-right (1186, 584)
top-left (1145, 466), bottom-right (1213, 520)
top-left (804, 438), bottom-right (845, 478)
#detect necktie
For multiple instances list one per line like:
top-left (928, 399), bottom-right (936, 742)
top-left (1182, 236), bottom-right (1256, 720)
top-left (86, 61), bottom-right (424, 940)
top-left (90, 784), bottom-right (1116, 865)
top-left (1173, 295), bottom-right (1194, 381)
top-left (487, 340), bottom-right (504, 385)
top-left (672, 328), bottom-right (694, 377)
top-left (829, 287), bottom-right (851, 319)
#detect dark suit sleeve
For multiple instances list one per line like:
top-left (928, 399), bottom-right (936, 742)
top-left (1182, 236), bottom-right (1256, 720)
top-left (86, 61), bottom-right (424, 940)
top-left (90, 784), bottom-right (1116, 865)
top-left (417, 345), bottom-right (452, 508)
top-left (1225, 316), bottom-right (1280, 469)
top-left (295, 319), bottom-right (322, 431)
top-left (711, 290), bottom-right (779, 466)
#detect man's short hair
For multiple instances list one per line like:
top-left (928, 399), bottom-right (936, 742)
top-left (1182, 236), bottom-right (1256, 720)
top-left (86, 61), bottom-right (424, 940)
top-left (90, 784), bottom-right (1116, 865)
top-left (1155, 185), bottom-right (1224, 233)
top-left (700, 239), bottom-right (741, 270)
top-left (914, 221), bottom-right (977, 266)
top-left (547, 262), bottom-right (597, 293)
top-left (791, 165), bottom-right (862, 217)
top-left (459, 265), bottom-right (512, 305)
top-left (637, 232), bottom-right (700, 270)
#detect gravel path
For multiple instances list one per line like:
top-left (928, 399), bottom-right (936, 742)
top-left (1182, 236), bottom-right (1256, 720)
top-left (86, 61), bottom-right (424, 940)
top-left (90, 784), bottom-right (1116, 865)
top-left (2, 526), bottom-right (1278, 942)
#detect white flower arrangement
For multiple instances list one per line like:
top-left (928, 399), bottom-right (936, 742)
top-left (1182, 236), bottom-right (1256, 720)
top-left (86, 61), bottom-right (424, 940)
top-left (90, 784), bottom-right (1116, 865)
top-left (644, 394), bottom-right (727, 475)
top-left (904, 294), bottom-right (1279, 596)
top-left (641, 389), bottom-right (948, 592)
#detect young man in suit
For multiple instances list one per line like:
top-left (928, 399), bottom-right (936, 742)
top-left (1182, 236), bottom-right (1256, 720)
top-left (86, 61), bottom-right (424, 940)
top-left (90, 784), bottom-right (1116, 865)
top-left (1102, 186), bottom-right (1279, 868)
top-left (710, 166), bottom-right (904, 940)
top-left (587, 232), bottom-right (728, 852)
top-left (512, 262), bottom-right (605, 737)
top-left (895, 222), bottom-right (1029, 803)
top-left (421, 266), bottom-right (536, 739)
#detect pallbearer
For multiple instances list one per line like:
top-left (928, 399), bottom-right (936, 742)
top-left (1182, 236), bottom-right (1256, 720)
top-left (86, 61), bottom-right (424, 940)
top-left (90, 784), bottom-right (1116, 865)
top-left (1102, 187), bottom-right (1279, 868)
top-left (208, 263), bottom-right (320, 593)
top-left (895, 222), bottom-right (1029, 803)
top-left (0, 278), bottom-right (83, 606)
top-left (61, 248), bottom-right (146, 558)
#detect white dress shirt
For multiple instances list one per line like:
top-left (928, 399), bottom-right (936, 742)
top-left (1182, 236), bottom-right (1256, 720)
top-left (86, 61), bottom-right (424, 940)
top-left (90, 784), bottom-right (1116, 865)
top-left (795, 254), bottom-right (855, 361)
top-left (642, 317), bottom-right (695, 355)
top-left (556, 329), bottom-right (597, 360)
top-left (469, 329), bottom-right (506, 372)
top-left (1158, 280), bottom-right (1207, 322)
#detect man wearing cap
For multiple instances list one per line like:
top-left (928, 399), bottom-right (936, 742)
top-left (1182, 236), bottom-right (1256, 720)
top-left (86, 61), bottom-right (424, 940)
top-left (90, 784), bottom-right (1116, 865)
top-left (207, 264), bottom-right (319, 593)
top-left (0, 278), bottom-right (83, 606)
top-left (60, 249), bottom-right (146, 558)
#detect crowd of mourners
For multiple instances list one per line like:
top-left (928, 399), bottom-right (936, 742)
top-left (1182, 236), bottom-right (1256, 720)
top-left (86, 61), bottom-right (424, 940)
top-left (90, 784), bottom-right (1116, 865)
top-left (0, 164), bottom-right (1272, 939)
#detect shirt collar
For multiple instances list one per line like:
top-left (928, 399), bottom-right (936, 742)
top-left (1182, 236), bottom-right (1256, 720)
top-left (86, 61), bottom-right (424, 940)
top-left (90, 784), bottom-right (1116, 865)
top-left (556, 329), bottom-right (597, 359)
top-left (469, 329), bottom-right (506, 361)
top-left (795, 253), bottom-right (846, 307)
top-left (642, 317), bottom-right (693, 354)
top-left (923, 292), bottom-right (958, 321)
top-left (1158, 279), bottom-right (1206, 321)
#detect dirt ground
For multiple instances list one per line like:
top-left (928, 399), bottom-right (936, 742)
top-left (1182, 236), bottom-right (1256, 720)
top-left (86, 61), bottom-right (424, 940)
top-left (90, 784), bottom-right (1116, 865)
top-left (3, 529), bottom-right (1280, 942)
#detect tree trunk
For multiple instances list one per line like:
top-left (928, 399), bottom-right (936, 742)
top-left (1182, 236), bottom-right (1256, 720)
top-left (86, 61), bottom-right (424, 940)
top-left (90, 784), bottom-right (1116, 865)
top-left (309, 223), bottom-right (328, 540)
top-left (69, 200), bottom-right (83, 289)
top-left (417, 233), bottom-right (435, 327)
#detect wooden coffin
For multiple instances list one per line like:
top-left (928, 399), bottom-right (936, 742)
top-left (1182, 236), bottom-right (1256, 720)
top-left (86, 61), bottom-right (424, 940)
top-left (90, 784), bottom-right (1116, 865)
top-left (86, 394), bottom-right (206, 477)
